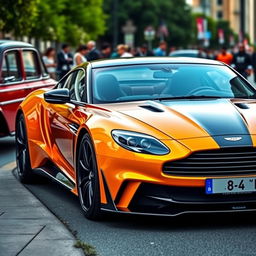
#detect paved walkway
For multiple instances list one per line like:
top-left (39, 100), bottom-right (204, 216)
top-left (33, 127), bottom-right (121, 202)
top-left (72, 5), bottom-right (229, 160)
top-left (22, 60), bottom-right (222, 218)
top-left (0, 164), bottom-right (83, 256)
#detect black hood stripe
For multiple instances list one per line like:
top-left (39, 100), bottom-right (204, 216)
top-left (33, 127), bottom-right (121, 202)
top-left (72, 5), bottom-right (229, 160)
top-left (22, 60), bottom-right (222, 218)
top-left (162, 99), bottom-right (253, 147)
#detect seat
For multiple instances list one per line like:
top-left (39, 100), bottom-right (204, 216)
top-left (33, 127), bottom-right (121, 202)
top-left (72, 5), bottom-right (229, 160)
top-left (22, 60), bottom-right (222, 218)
top-left (164, 69), bottom-right (203, 96)
top-left (96, 74), bottom-right (123, 101)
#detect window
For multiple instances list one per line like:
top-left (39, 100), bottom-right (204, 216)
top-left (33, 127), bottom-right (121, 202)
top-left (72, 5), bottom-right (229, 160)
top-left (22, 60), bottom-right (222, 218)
top-left (22, 50), bottom-right (40, 79)
top-left (1, 51), bottom-right (22, 83)
top-left (61, 70), bottom-right (86, 101)
top-left (74, 70), bottom-right (86, 101)
top-left (217, 11), bottom-right (223, 19)
top-left (92, 64), bottom-right (255, 103)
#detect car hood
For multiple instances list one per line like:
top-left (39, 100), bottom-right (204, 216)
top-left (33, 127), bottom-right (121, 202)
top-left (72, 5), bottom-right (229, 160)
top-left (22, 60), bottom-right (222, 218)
top-left (106, 98), bottom-right (256, 147)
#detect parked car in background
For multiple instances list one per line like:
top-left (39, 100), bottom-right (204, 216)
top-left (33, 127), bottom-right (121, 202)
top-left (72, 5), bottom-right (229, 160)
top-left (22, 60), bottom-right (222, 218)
top-left (0, 40), bottom-right (55, 137)
top-left (169, 49), bottom-right (206, 58)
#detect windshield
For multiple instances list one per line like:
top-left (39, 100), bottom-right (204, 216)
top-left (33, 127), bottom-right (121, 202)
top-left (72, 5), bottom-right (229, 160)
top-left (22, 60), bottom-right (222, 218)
top-left (92, 64), bottom-right (256, 103)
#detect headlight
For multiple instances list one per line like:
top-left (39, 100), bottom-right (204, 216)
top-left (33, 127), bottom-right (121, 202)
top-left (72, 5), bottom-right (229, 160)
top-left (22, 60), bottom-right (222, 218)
top-left (111, 130), bottom-right (170, 155)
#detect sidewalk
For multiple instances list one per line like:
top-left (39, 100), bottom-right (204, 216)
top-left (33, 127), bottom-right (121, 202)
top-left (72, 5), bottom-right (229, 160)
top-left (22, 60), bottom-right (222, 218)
top-left (0, 165), bottom-right (83, 256)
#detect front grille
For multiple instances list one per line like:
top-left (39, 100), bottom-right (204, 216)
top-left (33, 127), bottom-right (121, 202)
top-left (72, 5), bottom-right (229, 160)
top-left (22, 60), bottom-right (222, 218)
top-left (163, 147), bottom-right (256, 176)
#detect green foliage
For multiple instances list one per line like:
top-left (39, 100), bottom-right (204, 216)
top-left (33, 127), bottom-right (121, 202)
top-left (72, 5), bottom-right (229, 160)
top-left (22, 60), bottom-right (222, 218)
top-left (61, 0), bottom-right (106, 45)
top-left (103, 0), bottom-right (192, 47)
top-left (0, 0), bottom-right (39, 36)
top-left (29, 0), bottom-right (66, 41)
top-left (0, 0), bottom-right (106, 45)
top-left (74, 240), bottom-right (97, 256)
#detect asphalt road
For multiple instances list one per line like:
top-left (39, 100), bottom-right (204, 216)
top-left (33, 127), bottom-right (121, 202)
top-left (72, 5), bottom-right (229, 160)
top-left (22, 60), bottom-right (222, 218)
top-left (2, 136), bottom-right (256, 255)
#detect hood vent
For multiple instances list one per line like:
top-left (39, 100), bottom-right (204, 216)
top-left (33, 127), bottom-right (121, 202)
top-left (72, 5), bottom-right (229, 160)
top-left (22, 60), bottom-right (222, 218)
top-left (139, 101), bottom-right (164, 112)
top-left (234, 103), bottom-right (250, 109)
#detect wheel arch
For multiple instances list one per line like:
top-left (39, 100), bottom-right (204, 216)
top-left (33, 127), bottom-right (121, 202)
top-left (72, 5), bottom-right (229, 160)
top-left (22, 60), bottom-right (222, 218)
top-left (74, 127), bottom-right (108, 205)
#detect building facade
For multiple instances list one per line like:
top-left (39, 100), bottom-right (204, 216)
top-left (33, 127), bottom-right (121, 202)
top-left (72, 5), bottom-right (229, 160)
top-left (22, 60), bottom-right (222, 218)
top-left (188, 0), bottom-right (256, 44)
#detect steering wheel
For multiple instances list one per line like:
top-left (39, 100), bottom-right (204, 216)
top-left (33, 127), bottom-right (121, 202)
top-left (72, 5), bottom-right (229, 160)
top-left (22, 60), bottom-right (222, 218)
top-left (188, 87), bottom-right (215, 95)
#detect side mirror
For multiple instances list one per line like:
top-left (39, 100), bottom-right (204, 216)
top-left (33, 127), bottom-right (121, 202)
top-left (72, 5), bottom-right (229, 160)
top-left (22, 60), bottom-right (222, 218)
top-left (44, 88), bottom-right (70, 104)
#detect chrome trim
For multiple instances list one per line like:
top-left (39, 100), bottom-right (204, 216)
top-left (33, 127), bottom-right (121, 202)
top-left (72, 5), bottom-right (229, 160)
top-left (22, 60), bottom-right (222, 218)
top-left (0, 81), bottom-right (53, 93)
top-left (224, 137), bottom-right (242, 141)
top-left (0, 97), bottom-right (25, 106)
top-left (35, 167), bottom-right (75, 190)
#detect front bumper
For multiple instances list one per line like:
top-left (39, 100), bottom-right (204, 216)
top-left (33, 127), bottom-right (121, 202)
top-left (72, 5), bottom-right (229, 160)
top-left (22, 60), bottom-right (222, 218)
top-left (101, 183), bottom-right (256, 216)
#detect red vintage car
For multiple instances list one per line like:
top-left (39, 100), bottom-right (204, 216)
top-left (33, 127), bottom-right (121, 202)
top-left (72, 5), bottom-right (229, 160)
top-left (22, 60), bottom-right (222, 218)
top-left (0, 40), bottom-right (55, 137)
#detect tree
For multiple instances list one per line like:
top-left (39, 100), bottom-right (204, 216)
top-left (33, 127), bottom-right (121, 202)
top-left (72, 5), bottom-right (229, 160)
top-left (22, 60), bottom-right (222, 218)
top-left (0, 0), bottom-right (38, 37)
top-left (28, 0), bottom-right (66, 42)
top-left (61, 0), bottom-right (106, 45)
top-left (102, 0), bottom-right (192, 47)
top-left (29, 0), bottom-right (106, 46)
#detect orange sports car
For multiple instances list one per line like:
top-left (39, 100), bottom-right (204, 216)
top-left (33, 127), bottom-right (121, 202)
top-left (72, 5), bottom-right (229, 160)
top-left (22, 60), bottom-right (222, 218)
top-left (16, 57), bottom-right (256, 220)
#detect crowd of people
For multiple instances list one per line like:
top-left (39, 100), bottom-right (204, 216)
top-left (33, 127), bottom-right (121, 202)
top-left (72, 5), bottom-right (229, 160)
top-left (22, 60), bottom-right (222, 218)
top-left (42, 40), bottom-right (256, 82)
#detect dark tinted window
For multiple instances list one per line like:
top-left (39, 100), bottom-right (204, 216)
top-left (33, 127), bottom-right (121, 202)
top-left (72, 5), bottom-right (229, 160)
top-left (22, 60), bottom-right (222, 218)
top-left (217, 11), bottom-right (223, 19)
top-left (23, 50), bottom-right (40, 79)
top-left (1, 51), bottom-right (22, 83)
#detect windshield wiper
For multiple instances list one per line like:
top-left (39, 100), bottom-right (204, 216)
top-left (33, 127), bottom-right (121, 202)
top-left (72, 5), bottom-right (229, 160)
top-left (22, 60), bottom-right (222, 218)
top-left (156, 95), bottom-right (224, 101)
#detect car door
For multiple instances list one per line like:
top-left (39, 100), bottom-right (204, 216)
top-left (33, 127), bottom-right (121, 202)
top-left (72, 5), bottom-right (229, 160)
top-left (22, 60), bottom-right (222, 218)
top-left (0, 49), bottom-right (25, 134)
top-left (47, 69), bottom-right (87, 176)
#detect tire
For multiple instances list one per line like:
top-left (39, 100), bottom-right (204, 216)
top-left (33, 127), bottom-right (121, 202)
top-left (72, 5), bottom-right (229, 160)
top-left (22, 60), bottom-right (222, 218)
top-left (77, 133), bottom-right (102, 220)
top-left (16, 113), bottom-right (36, 183)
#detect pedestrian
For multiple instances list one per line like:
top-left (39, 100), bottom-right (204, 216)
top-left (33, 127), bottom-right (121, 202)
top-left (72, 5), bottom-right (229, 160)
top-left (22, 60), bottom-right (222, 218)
top-left (197, 47), bottom-right (207, 58)
top-left (168, 46), bottom-right (176, 56)
top-left (74, 45), bottom-right (88, 66)
top-left (43, 47), bottom-right (57, 80)
top-left (56, 44), bottom-right (73, 80)
top-left (251, 46), bottom-right (256, 83)
top-left (101, 43), bottom-right (112, 59)
top-left (117, 44), bottom-right (133, 57)
top-left (154, 41), bottom-right (167, 56)
top-left (232, 44), bottom-right (252, 78)
top-left (86, 40), bottom-right (101, 61)
top-left (205, 49), bottom-right (216, 60)
top-left (135, 44), bottom-right (154, 57)
top-left (216, 46), bottom-right (233, 65)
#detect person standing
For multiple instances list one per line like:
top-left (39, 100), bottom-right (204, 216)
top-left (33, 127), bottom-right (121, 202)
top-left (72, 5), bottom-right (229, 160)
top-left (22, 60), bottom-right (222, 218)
top-left (43, 47), bottom-right (57, 80)
top-left (117, 44), bottom-right (133, 57)
top-left (73, 45), bottom-right (88, 66)
top-left (135, 44), bottom-right (154, 57)
top-left (57, 44), bottom-right (73, 80)
top-left (216, 46), bottom-right (233, 65)
top-left (232, 44), bottom-right (252, 78)
top-left (86, 40), bottom-right (102, 61)
top-left (154, 41), bottom-right (167, 56)
top-left (101, 43), bottom-right (112, 59)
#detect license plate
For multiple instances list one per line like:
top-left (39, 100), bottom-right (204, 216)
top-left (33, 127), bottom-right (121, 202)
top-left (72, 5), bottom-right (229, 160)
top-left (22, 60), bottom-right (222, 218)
top-left (205, 177), bottom-right (256, 194)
